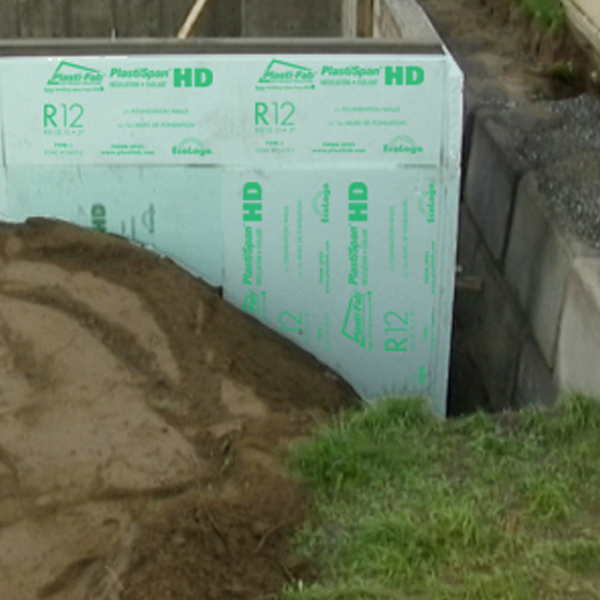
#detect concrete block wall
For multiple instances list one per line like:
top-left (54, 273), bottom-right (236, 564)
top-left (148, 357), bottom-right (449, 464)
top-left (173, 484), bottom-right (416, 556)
top-left (456, 107), bottom-right (600, 409)
top-left (558, 259), bottom-right (600, 394)
top-left (376, 0), bottom-right (600, 410)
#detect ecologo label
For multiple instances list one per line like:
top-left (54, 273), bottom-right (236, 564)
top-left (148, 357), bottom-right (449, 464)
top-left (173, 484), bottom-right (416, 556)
top-left (342, 290), bottom-right (371, 348)
top-left (320, 65), bottom-right (381, 86)
top-left (311, 184), bottom-right (331, 223)
top-left (257, 60), bottom-right (316, 89)
top-left (383, 135), bottom-right (423, 155)
top-left (110, 67), bottom-right (170, 88)
top-left (418, 184), bottom-right (436, 224)
top-left (172, 137), bottom-right (212, 157)
top-left (46, 62), bottom-right (104, 91)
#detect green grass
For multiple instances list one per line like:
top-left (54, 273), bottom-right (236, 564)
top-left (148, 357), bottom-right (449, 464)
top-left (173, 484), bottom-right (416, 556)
top-left (511, 0), bottom-right (567, 34)
top-left (285, 394), bottom-right (600, 600)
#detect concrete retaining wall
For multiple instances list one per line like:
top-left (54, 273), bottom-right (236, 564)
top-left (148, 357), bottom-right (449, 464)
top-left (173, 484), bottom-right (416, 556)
top-left (456, 108), bottom-right (600, 409)
top-left (376, 0), bottom-right (600, 410)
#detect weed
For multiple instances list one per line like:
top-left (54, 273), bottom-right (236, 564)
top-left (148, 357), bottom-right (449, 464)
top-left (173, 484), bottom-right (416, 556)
top-left (512, 0), bottom-right (567, 35)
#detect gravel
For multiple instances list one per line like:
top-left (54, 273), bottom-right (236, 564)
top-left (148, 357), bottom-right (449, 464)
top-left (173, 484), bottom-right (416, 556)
top-left (519, 94), bottom-right (600, 248)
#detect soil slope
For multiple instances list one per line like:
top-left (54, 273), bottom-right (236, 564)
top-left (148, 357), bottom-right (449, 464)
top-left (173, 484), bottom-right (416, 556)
top-left (0, 218), bottom-right (356, 600)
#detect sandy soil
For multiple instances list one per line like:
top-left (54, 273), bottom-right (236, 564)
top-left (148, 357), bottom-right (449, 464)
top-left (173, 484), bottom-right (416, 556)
top-left (0, 218), bottom-right (356, 600)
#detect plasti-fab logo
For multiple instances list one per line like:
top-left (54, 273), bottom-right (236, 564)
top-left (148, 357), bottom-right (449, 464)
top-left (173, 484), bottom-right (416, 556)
top-left (258, 60), bottom-right (316, 86)
top-left (242, 291), bottom-right (266, 319)
top-left (172, 138), bottom-right (213, 157)
top-left (342, 290), bottom-right (367, 348)
top-left (46, 62), bottom-right (104, 86)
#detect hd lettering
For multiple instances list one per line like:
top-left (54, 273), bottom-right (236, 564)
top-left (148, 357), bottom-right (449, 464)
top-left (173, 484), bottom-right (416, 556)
top-left (348, 182), bottom-right (368, 222)
top-left (174, 68), bottom-right (213, 88)
top-left (347, 182), bottom-right (369, 286)
top-left (384, 66), bottom-right (424, 86)
top-left (242, 182), bottom-right (263, 287)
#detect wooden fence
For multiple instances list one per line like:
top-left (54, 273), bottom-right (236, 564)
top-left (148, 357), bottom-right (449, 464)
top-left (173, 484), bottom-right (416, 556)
top-left (0, 0), bottom-right (242, 38)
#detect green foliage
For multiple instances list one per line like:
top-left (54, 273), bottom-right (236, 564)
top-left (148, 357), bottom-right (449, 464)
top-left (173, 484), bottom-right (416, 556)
top-left (513, 0), bottom-right (567, 35)
top-left (285, 395), bottom-right (600, 600)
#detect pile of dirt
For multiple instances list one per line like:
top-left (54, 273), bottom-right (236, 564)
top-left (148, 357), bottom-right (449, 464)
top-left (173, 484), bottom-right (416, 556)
top-left (0, 218), bottom-right (356, 600)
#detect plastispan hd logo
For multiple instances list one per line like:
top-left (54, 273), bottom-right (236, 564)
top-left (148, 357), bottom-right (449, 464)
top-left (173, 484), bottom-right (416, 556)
top-left (311, 184), bottom-right (331, 223)
top-left (257, 60), bottom-right (316, 88)
top-left (46, 61), bottom-right (104, 87)
top-left (383, 135), bottom-right (423, 155)
top-left (320, 65), bottom-right (381, 86)
top-left (109, 66), bottom-right (170, 88)
top-left (172, 138), bottom-right (212, 157)
top-left (321, 65), bottom-right (381, 78)
top-left (110, 67), bottom-right (169, 80)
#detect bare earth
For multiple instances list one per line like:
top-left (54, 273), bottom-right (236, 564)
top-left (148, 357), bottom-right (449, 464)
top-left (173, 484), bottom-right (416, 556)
top-left (0, 218), bottom-right (355, 600)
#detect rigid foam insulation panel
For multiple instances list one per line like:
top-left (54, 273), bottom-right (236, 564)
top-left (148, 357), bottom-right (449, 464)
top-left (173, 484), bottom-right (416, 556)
top-left (0, 38), bottom-right (462, 414)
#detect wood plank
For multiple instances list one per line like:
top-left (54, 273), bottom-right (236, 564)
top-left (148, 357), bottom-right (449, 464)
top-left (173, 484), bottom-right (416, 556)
top-left (380, 0), bottom-right (439, 44)
top-left (563, 0), bottom-right (600, 67)
top-left (177, 0), bottom-right (210, 38)
top-left (18, 0), bottom-right (68, 37)
top-left (0, 0), bottom-right (19, 37)
top-left (50, 0), bottom-right (69, 37)
top-left (243, 0), bottom-right (342, 37)
top-left (70, 0), bottom-right (114, 37)
top-left (357, 0), bottom-right (374, 37)
top-left (114, 0), bottom-right (162, 37)
top-left (211, 0), bottom-right (241, 37)
top-left (162, 0), bottom-right (196, 37)
top-left (15, 0), bottom-right (36, 37)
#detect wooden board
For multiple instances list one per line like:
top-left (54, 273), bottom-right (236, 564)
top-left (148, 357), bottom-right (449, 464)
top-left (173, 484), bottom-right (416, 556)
top-left (69, 0), bottom-right (114, 38)
top-left (114, 0), bottom-right (162, 37)
top-left (0, 0), bottom-right (19, 38)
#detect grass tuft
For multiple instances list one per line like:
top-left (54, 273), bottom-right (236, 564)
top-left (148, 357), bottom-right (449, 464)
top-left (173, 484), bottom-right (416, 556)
top-left (512, 0), bottom-right (567, 35)
top-left (286, 394), bottom-right (600, 600)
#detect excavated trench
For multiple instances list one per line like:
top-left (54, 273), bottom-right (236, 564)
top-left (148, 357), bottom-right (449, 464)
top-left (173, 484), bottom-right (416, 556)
top-left (420, 0), bottom-right (600, 415)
